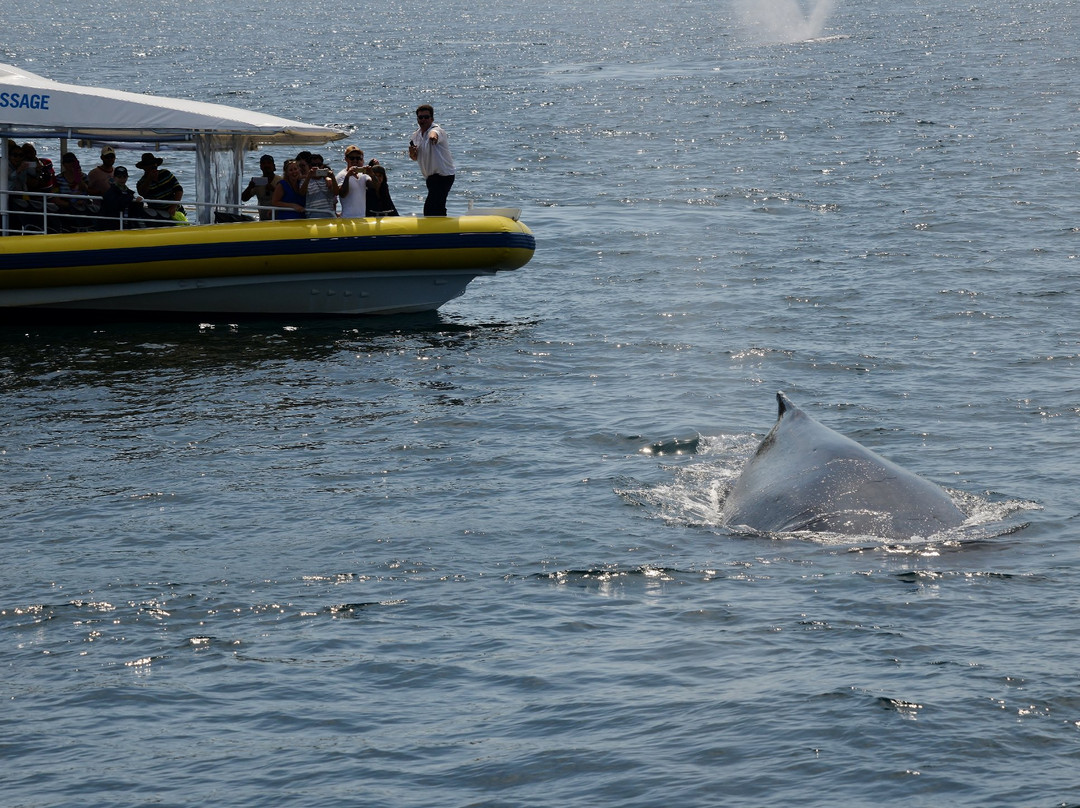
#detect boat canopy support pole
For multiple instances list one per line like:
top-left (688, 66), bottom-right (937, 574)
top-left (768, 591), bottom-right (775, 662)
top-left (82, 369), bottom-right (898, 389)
top-left (1, 137), bottom-right (9, 235)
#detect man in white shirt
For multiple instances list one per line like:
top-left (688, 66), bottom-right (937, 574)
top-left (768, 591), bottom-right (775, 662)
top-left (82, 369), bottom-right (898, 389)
top-left (407, 104), bottom-right (456, 216)
top-left (336, 145), bottom-right (373, 219)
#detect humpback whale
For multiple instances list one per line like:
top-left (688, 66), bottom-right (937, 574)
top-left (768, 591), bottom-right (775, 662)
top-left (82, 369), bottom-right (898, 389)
top-left (721, 393), bottom-right (966, 539)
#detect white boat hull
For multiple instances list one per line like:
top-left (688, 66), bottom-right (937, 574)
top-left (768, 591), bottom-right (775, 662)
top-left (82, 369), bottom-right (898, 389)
top-left (0, 269), bottom-right (483, 315)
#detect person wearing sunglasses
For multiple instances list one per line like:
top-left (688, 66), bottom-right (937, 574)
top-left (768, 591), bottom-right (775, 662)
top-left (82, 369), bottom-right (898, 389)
top-left (407, 104), bottom-right (456, 216)
top-left (337, 145), bottom-right (373, 219)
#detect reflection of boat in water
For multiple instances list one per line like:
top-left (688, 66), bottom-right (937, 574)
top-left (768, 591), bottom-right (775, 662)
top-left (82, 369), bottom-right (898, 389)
top-left (0, 64), bottom-right (534, 316)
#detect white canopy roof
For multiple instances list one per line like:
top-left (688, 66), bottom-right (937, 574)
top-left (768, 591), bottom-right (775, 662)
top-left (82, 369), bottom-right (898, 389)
top-left (0, 63), bottom-right (344, 146)
top-left (1, 63), bottom-right (349, 225)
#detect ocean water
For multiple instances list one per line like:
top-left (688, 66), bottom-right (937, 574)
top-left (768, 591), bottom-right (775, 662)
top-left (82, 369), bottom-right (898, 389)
top-left (2, 0), bottom-right (1079, 805)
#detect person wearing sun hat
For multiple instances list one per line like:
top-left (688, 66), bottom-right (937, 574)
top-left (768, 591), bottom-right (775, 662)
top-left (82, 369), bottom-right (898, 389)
top-left (135, 151), bottom-right (184, 219)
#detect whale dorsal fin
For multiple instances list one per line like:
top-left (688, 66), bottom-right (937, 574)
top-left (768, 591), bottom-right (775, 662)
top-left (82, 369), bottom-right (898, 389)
top-left (776, 391), bottom-right (796, 419)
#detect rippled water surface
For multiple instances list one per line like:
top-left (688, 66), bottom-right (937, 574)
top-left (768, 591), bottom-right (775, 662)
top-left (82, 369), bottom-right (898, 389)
top-left (3, 0), bottom-right (1079, 805)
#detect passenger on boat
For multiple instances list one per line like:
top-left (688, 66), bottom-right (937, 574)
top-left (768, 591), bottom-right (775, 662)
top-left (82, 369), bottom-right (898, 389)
top-left (135, 152), bottom-right (184, 221)
top-left (296, 151), bottom-right (338, 218)
top-left (20, 143), bottom-right (57, 196)
top-left (99, 166), bottom-right (146, 229)
top-left (241, 154), bottom-right (281, 221)
top-left (11, 143), bottom-right (56, 231)
top-left (4, 142), bottom-right (30, 231)
top-left (5, 141), bottom-right (26, 190)
top-left (366, 165), bottom-right (398, 217)
top-left (336, 145), bottom-right (372, 218)
top-left (270, 159), bottom-right (306, 219)
top-left (86, 146), bottom-right (117, 196)
top-left (407, 104), bottom-right (456, 216)
top-left (53, 152), bottom-right (92, 230)
top-left (314, 153), bottom-right (342, 215)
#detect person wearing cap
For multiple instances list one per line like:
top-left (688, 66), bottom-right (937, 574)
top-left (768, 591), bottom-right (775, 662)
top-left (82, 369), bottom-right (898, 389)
top-left (99, 166), bottom-right (145, 229)
top-left (241, 154), bottom-right (281, 220)
top-left (135, 152), bottom-right (183, 219)
top-left (336, 145), bottom-right (374, 219)
top-left (86, 146), bottom-right (117, 196)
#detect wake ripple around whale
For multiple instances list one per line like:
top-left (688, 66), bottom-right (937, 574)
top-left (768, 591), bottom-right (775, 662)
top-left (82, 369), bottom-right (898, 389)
top-left (618, 394), bottom-right (1038, 546)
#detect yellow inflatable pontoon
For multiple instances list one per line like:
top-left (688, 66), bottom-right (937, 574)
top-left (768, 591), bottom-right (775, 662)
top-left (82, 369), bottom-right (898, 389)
top-left (0, 63), bottom-right (533, 316)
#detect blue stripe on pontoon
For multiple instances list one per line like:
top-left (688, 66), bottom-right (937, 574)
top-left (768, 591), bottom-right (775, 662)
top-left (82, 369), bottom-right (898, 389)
top-left (1, 231), bottom-right (536, 272)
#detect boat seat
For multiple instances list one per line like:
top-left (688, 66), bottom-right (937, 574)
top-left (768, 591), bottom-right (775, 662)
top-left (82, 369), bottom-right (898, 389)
top-left (214, 210), bottom-right (256, 224)
top-left (139, 206), bottom-right (179, 227)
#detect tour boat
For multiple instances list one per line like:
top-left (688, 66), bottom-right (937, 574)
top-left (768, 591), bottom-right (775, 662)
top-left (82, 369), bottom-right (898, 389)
top-left (0, 63), bottom-right (534, 316)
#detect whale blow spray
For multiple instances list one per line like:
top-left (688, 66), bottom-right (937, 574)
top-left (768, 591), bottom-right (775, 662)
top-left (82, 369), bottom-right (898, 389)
top-left (733, 0), bottom-right (838, 43)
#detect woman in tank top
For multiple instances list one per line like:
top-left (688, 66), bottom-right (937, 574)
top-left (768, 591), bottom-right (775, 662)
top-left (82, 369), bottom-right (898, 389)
top-left (271, 160), bottom-right (306, 219)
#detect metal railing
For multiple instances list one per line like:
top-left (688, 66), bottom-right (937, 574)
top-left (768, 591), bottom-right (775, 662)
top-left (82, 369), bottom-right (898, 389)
top-left (1, 187), bottom-right (275, 236)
